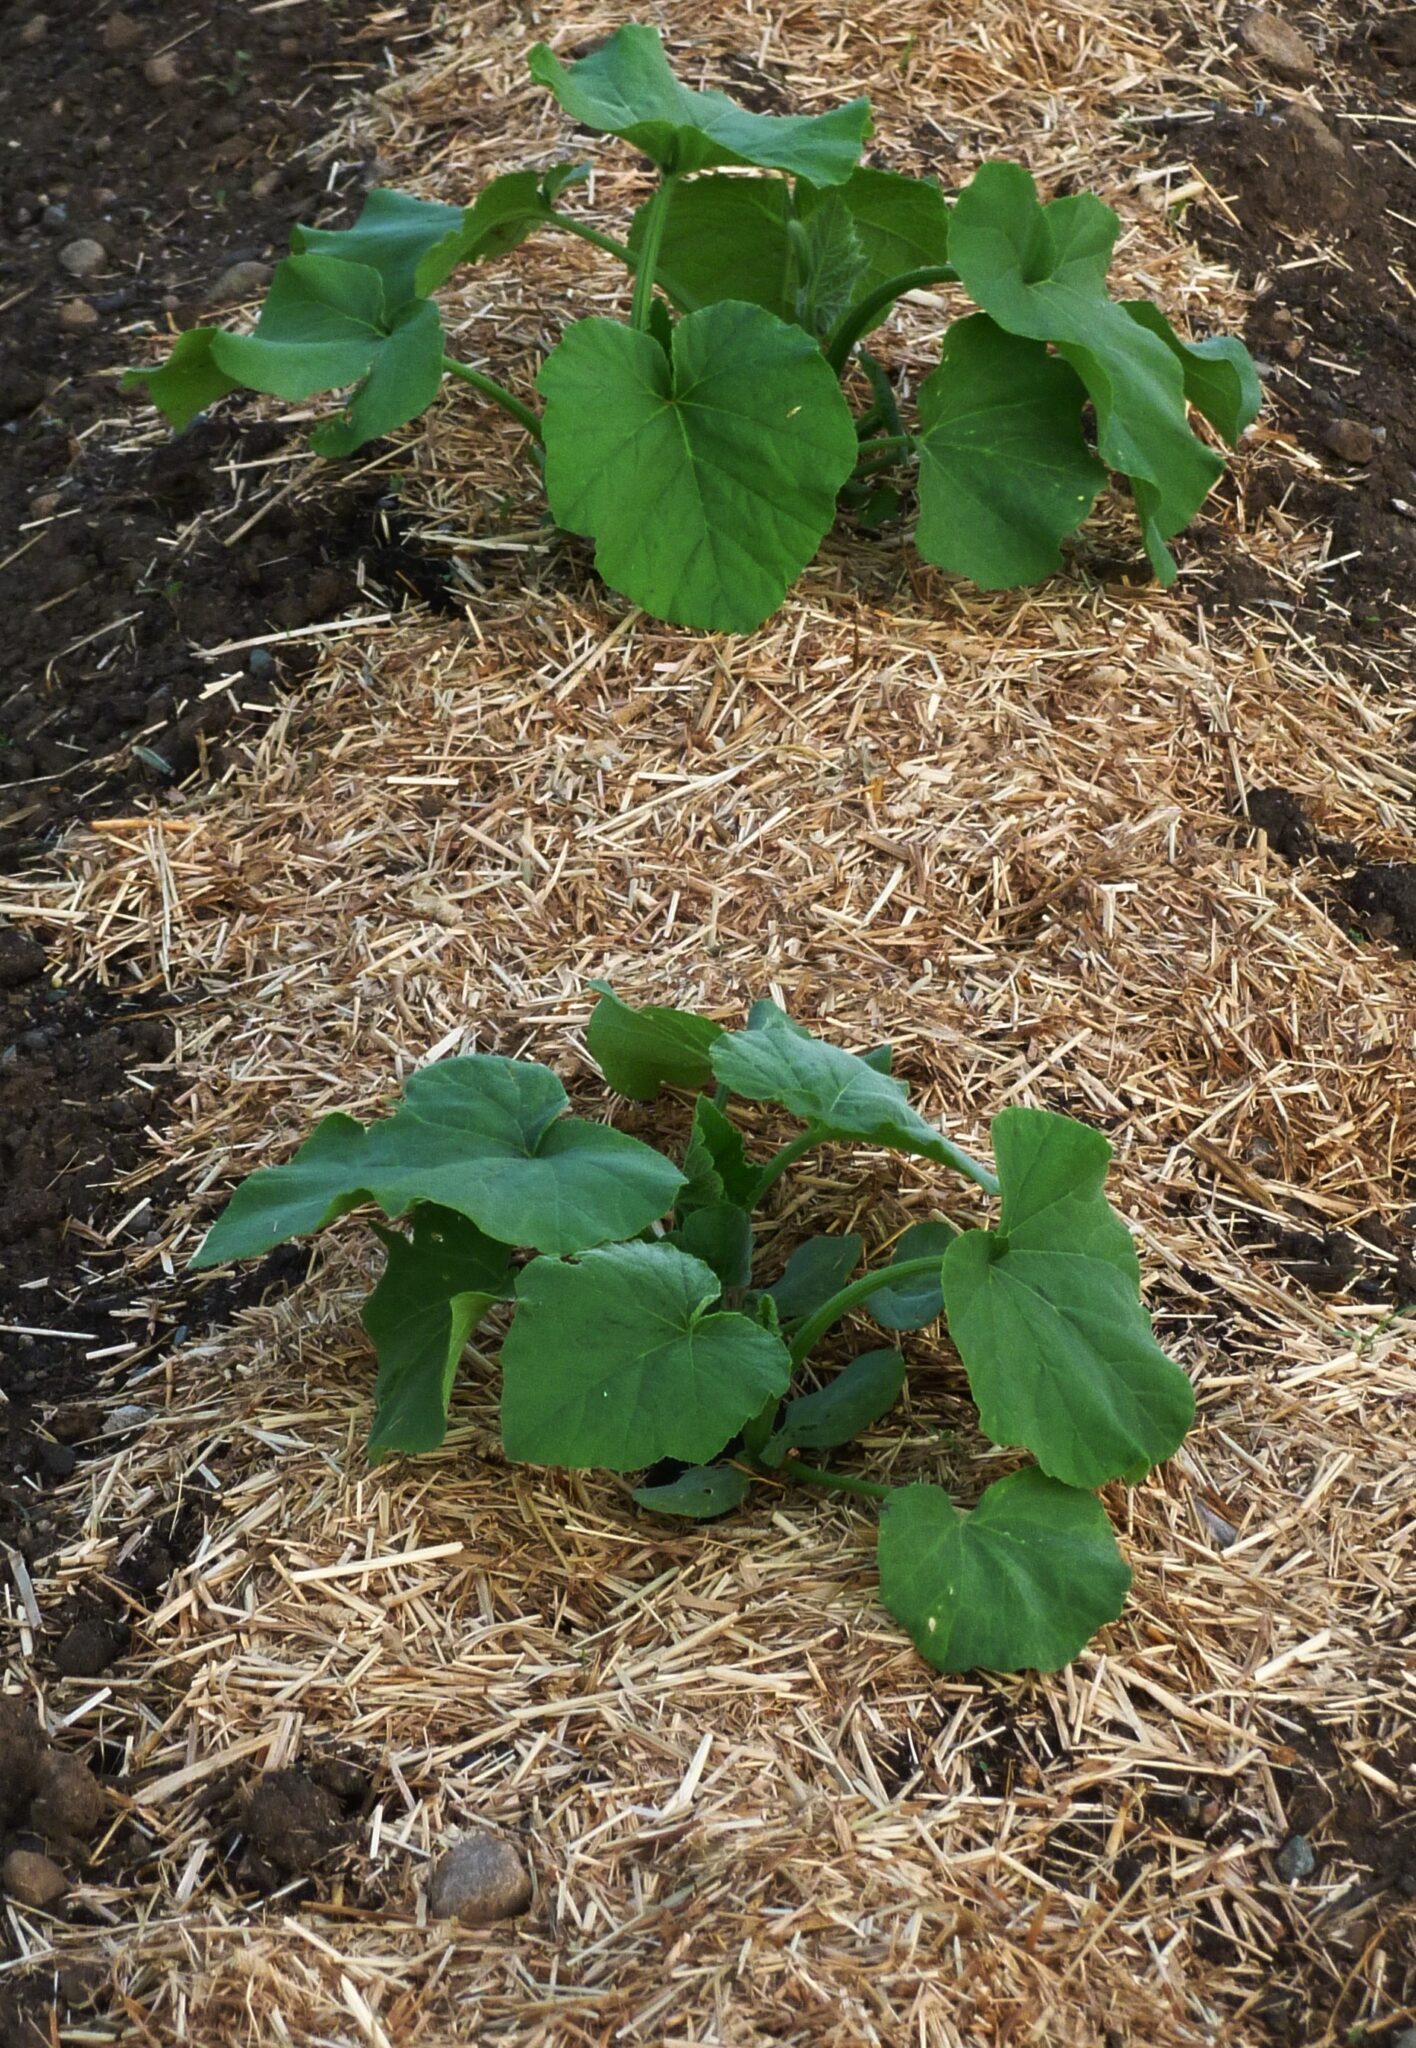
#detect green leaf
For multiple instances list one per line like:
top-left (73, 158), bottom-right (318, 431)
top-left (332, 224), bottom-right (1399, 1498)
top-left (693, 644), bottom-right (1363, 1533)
top-left (916, 315), bottom-right (1105, 588)
top-left (309, 296), bottom-right (445, 457)
top-left (632, 1463), bottom-right (751, 1518)
top-left (949, 162), bottom-right (1225, 581)
top-left (678, 1095), bottom-right (759, 1216)
top-left (940, 1108), bottom-right (1194, 1487)
top-left (537, 302), bottom-right (858, 632)
top-left (800, 166), bottom-right (951, 321)
top-left (870, 1220), bottom-right (955, 1331)
top-left (290, 187), bottom-right (465, 310)
top-left (762, 1347), bottom-right (904, 1465)
top-left (1120, 300), bottom-right (1262, 444)
top-left (710, 1020), bottom-right (962, 1168)
top-left (877, 1468), bottom-right (1131, 1673)
top-left (123, 328), bottom-right (241, 430)
top-left (767, 1233), bottom-right (863, 1322)
top-left (528, 25), bottom-right (871, 182)
top-left (632, 176), bottom-right (795, 318)
top-left (191, 1054), bottom-right (684, 1266)
top-left (500, 1243), bottom-right (791, 1468)
top-left (586, 982), bottom-right (722, 1099)
top-left (794, 191), bottom-right (867, 334)
top-left (667, 1204), bottom-right (754, 1291)
top-left (362, 1206), bottom-right (514, 1459)
top-left (411, 163), bottom-right (593, 295)
top-left (745, 997), bottom-right (808, 1037)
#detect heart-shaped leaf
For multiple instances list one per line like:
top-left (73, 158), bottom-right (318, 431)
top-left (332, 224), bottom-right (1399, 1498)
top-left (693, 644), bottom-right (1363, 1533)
top-left (678, 1095), bottom-right (760, 1216)
top-left (762, 1347), bottom-right (904, 1466)
top-left (529, 25), bottom-right (871, 182)
top-left (362, 1206), bottom-right (514, 1459)
top-left (290, 187), bottom-right (464, 309)
top-left (767, 1234), bottom-right (863, 1323)
top-left (869, 1220), bottom-right (955, 1331)
top-left (191, 1054), bottom-right (683, 1266)
top-left (500, 1243), bottom-right (791, 1468)
top-left (940, 1108), bottom-right (1194, 1486)
top-left (537, 302), bottom-right (858, 631)
top-left (586, 982), bottom-right (722, 1100)
top-left (631, 176), bottom-right (796, 319)
top-left (916, 315), bottom-right (1106, 588)
top-left (878, 1468), bottom-right (1131, 1673)
top-left (410, 163), bottom-right (594, 295)
top-left (949, 163), bottom-right (1245, 580)
top-left (710, 1020), bottom-right (969, 1170)
top-left (632, 1463), bottom-right (751, 1518)
top-left (1120, 300), bottom-right (1262, 444)
top-left (126, 254), bottom-right (446, 450)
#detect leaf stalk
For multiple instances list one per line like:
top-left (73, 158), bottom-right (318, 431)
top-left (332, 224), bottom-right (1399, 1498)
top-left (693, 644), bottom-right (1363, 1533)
top-left (440, 356), bottom-right (543, 441)
top-left (824, 264), bottom-right (957, 374)
top-left (629, 175), bottom-right (678, 332)
top-left (788, 1253), bottom-right (945, 1365)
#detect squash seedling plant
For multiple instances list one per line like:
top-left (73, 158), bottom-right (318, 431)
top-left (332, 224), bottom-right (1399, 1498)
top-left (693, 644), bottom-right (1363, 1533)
top-left (125, 24), bottom-right (1260, 633)
top-left (191, 989), bottom-right (1196, 1675)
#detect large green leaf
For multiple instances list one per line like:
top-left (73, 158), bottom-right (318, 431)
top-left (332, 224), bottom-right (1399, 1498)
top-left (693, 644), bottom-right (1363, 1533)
top-left (710, 1020), bottom-right (965, 1169)
top-left (537, 302), bottom-right (857, 631)
top-left (126, 254), bottom-right (445, 450)
top-left (869, 1220), bottom-right (955, 1331)
top-left (762, 1347), bottom-right (904, 1466)
top-left (767, 1233), bottom-right (862, 1322)
top-left (878, 1468), bottom-right (1131, 1673)
top-left (586, 983), bottom-right (722, 1099)
top-left (191, 1054), bottom-right (683, 1266)
top-left (799, 166), bottom-right (951, 319)
top-left (290, 187), bottom-right (464, 309)
top-left (411, 164), bottom-right (593, 295)
top-left (528, 25), bottom-right (870, 182)
top-left (500, 1243), bottom-right (791, 1468)
top-left (940, 1109), bottom-right (1194, 1486)
top-left (631, 176), bottom-right (795, 318)
top-left (916, 315), bottom-right (1105, 587)
top-left (678, 1095), bottom-right (759, 1216)
top-left (1120, 300), bottom-right (1261, 444)
top-left (949, 163), bottom-right (1225, 581)
top-left (362, 1206), bottom-right (514, 1458)
top-left (632, 1463), bottom-right (751, 1518)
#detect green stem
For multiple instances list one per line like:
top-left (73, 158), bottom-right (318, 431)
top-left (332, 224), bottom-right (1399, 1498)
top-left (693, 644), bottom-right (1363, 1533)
top-left (851, 433), bottom-right (914, 475)
top-left (825, 264), bottom-right (957, 374)
top-left (440, 357), bottom-right (542, 442)
top-left (546, 213), bottom-right (635, 267)
top-left (629, 176), bottom-right (677, 332)
top-left (860, 349), bottom-right (904, 440)
top-left (783, 1459), bottom-right (893, 1502)
top-left (788, 1253), bottom-right (944, 1366)
top-left (752, 1129), bottom-right (819, 1203)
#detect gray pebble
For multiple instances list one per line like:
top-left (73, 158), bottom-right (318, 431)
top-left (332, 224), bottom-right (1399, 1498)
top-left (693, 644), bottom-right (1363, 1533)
top-left (41, 203), bottom-right (68, 231)
top-left (427, 1831), bottom-right (532, 1926)
top-left (248, 646), bottom-right (275, 678)
top-left (58, 238), bottom-right (106, 280)
top-left (1275, 1834), bottom-right (1316, 1882)
top-left (208, 260), bottom-right (272, 305)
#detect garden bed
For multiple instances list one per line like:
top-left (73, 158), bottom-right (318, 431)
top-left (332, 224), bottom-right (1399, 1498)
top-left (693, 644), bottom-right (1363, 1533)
top-left (1, 2), bottom-right (1412, 2045)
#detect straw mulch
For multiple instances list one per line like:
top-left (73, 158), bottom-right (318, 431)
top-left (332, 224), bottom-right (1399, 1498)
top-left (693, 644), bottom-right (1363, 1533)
top-left (3, 3), bottom-right (1412, 2044)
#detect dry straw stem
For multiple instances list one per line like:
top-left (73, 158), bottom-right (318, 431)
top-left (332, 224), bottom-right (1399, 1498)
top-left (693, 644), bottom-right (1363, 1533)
top-left (3, 2), bottom-right (1413, 2045)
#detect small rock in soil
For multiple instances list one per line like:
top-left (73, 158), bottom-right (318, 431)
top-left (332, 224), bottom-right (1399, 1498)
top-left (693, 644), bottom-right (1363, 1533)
top-left (1240, 8), bottom-right (1319, 77)
top-left (427, 1831), bottom-right (533, 1926)
top-left (53, 1616), bottom-right (127, 1679)
top-left (0, 1699), bottom-right (45, 1827)
top-left (36, 1440), bottom-right (77, 1480)
top-left (0, 927), bottom-right (46, 988)
top-left (1275, 1833), bottom-right (1317, 1881)
top-left (1279, 100), bottom-right (1346, 166)
top-left (143, 51), bottom-right (181, 88)
top-left (1322, 418), bottom-right (1376, 465)
top-left (207, 260), bottom-right (273, 306)
top-left (58, 238), bottom-right (106, 280)
top-left (100, 9), bottom-right (142, 50)
top-left (30, 1754), bottom-right (107, 1844)
top-left (58, 300), bottom-right (100, 331)
top-left (3, 1850), bottom-right (70, 1910)
top-left (20, 13), bottom-right (48, 43)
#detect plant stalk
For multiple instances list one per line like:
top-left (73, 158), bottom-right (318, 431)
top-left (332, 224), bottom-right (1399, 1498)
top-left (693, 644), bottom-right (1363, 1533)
top-left (825, 264), bottom-right (957, 374)
top-left (629, 176), bottom-right (677, 332)
top-left (788, 1253), bottom-right (944, 1365)
top-left (851, 432), bottom-right (914, 475)
top-left (782, 1458), bottom-right (893, 1502)
top-left (752, 1129), bottom-right (819, 1203)
top-left (860, 349), bottom-right (905, 440)
top-left (440, 357), bottom-right (543, 441)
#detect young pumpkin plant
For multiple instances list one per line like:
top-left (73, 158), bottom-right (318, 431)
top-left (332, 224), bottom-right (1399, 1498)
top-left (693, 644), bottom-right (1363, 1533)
top-left (124, 24), bottom-right (1259, 633)
top-left (190, 987), bottom-right (1196, 1675)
